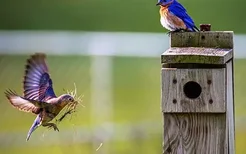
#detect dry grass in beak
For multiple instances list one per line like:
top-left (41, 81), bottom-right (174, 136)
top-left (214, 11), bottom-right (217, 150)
top-left (66, 83), bottom-right (85, 110)
top-left (56, 83), bottom-right (84, 123)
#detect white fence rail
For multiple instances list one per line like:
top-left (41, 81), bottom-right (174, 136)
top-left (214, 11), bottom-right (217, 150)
top-left (0, 30), bottom-right (245, 58)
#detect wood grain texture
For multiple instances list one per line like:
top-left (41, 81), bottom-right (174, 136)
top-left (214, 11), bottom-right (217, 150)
top-left (163, 113), bottom-right (227, 154)
top-left (161, 31), bottom-right (235, 154)
top-left (170, 31), bottom-right (233, 48)
top-left (226, 60), bottom-right (235, 154)
top-left (161, 47), bottom-right (233, 64)
top-left (162, 68), bottom-right (226, 113)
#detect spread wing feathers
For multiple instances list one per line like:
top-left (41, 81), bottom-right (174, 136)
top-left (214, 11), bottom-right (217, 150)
top-left (23, 53), bottom-right (56, 101)
top-left (5, 90), bottom-right (51, 114)
top-left (169, 1), bottom-right (199, 31)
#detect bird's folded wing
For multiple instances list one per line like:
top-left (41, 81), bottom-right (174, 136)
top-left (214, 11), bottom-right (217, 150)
top-left (168, 2), bottom-right (195, 29)
top-left (5, 90), bottom-right (51, 114)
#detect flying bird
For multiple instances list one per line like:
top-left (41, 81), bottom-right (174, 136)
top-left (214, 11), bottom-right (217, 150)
top-left (156, 0), bottom-right (199, 32)
top-left (5, 53), bottom-right (75, 141)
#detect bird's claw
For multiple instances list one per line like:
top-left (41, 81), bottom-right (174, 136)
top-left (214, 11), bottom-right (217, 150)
top-left (53, 126), bottom-right (59, 132)
top-left (49, 125), bottom-right (59, 132)
top-left (166, 30), bottom-right (179, 36)
top-left (167, 31), bottom-right (172, 36)
top-left (167, 29), bottom-right (187, 36)
top-left (43, 123), bottom-right (59, 132)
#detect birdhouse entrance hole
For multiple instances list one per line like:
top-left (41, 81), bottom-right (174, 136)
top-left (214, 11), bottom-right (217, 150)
top-left (183, 81), bottom-right (202, 99)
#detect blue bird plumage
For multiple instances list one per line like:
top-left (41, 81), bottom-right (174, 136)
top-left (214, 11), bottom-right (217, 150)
top-left (156, 0), bottom-right (199, 32)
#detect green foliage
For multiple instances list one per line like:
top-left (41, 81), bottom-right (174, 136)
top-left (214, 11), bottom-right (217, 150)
top-left (0, 0), bottom-right (245, 33)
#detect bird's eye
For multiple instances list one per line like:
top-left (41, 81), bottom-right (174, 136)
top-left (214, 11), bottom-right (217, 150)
top-left (68, 98), bottom-right (73, 101)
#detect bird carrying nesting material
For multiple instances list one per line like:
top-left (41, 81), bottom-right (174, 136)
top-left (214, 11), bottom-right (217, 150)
top-left (56, 83), bottom-right (84, 124)
top-left (4, 53), bottom-right (82, 141)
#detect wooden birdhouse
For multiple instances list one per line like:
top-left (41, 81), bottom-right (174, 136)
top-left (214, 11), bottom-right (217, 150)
top-left (161, 30), bottom-right (235, 154)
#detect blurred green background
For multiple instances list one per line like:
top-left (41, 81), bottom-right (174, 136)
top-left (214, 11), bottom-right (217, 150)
top-left (0, 0), bottom-right (245, 154)
top-left (0, 0), bottom-right (245, 33)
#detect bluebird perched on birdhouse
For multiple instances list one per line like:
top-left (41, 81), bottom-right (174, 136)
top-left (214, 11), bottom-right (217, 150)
top-left (156, 0), bottom-right (199, 32)
top-left (5, 53), bottom-right (75, 141)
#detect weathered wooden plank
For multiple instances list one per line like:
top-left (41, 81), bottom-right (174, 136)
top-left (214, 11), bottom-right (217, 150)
top-left (226, 60), bottom-right (235, 153)
top-left (162, 68), bottom-right (226, 113)
top-left (163, 113), bottom-right (227, 154)
top-left (161, 47), bottom-right (233, 64)
top-left (170, 31), bottom-right (233, 48)
top-left (161, 30), bottom-right (235, 154)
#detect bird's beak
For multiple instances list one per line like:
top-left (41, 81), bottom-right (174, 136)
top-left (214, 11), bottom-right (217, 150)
top-left (156, 2), bottom-right (161, 6)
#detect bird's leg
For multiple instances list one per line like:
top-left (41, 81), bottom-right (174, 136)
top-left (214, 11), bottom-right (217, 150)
top-left (42, 123), bottom-right (59, 132)
top-left (56, 108), bottom-right (75, 123)
top-left (167, 29), bottom-right (181, 35)
top-left (174, 29), bottom-right (185, 32)
top-left (167, 29), bottom-right (187, 36)
top-left (166, 31), bottom-right (172, 36)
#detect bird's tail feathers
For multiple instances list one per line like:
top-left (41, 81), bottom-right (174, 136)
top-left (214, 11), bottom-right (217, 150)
top-left (193, 26), bottom-right (200, 32)
top-left (26, 115), bottom-right (42, 141)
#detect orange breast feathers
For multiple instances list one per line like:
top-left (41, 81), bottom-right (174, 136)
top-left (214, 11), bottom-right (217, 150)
top-left (159, 6), bottom-right (169, 19)
top-left (159, 6), bottom-right (187, 30)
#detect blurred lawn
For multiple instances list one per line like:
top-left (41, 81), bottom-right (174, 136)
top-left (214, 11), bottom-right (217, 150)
top-left (0, 0), bottom-right (245, 33)
top-left (0, 55), bottom-right (245, 153)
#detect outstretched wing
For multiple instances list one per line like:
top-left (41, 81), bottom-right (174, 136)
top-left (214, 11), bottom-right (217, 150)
top-left (24, 53), bottom-right (56, 101)
top-left (5, 90), bottom-right (52, 114)
top-left (5, 90), bottom-right (40, 114)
